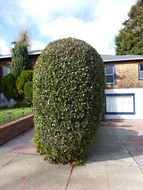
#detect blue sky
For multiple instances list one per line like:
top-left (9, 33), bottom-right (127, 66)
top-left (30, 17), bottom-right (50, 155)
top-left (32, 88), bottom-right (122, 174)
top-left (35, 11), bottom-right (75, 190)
top-left (0, 0), bottom-right (137, 55)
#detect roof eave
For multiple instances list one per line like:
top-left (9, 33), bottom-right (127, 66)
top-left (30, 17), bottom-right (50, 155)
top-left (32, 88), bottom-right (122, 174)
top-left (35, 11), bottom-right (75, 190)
top-left (104, 58), bottom-right (143, 63)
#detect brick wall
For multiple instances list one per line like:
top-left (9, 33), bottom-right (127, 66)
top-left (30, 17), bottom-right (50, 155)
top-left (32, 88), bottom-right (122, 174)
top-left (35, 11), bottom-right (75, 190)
top-left (0, 114), bottom-right (34, 145)
top-left (106, 61), bottom-right (143, 89)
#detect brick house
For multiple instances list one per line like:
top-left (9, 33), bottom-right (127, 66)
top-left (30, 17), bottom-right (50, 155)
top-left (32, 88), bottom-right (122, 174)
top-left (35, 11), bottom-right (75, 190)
top-left (1, 51), bottom-right (143, 119)
top-left (0, 50), bottom-right (41, 96)
top-left (102, 54), bottom-right (143, 119)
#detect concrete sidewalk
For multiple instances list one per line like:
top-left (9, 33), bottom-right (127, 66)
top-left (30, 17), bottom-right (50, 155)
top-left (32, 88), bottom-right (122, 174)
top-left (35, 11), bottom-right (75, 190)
top-left (0, 121), bottom-right (143, 190)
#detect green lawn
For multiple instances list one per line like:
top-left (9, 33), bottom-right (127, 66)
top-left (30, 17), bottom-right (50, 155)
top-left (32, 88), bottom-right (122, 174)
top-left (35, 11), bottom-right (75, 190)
top-left (0, 107), bottom-right (33, 126)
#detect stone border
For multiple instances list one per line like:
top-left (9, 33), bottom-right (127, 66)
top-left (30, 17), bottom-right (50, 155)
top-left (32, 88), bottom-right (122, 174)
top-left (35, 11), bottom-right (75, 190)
top-left (0, 114), bottom-right (34, 145)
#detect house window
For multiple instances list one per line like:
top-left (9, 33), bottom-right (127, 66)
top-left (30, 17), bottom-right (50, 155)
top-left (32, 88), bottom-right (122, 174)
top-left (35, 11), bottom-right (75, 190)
top-left (139, 64), bottom-right (143, 80)
top-left (105, 93), bottom-right (135, 115)
top-left (104, 65), bottom-right (115, 84)
top-left (2, 65), bottom-right (10, 76)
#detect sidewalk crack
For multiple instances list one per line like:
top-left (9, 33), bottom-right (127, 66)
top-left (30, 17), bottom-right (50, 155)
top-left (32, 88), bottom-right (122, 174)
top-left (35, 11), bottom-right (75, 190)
top-left (65, 165), bottom-right (74, 190)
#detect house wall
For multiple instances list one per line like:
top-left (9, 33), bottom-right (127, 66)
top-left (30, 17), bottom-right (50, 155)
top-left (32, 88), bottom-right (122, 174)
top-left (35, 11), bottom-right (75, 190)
top-left (30, 54), bottom-right (39, 68)
top-left (106, 61), bottom-right (143, 89)
top-left (0, 54), bottom-right (39, 83)
top-left (0, 58), bottom-right (11, 94)
top-left (0, 58), bottom-right (11, 67)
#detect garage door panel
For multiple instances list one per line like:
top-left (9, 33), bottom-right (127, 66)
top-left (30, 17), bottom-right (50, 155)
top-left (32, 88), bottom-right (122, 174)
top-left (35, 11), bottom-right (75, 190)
top-left (106, 94), bottom-right (135, 114)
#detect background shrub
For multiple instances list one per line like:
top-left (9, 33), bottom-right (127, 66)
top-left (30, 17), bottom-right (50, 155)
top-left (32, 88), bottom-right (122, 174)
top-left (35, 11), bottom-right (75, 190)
top-left (16, 70), bottom-right (33, 96)
top-left (1, 73), bottom-right (19, 100)
top-left (16, 101), bottom-right (30, 108)
top-left (33, 37), bottom-right (105, 165)
top-left (24, 81), bottom-right (33, 105)
top-left (11, 41), bottom-right (30, 78)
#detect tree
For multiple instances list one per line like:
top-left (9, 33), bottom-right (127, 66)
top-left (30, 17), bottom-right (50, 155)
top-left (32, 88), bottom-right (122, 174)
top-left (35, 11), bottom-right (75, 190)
top-left (18, 29), bottom-right (30, 50)
top-left (11, 41), bottom-right (30, 78)
top-left (115, 0), bottom-right (143, 55)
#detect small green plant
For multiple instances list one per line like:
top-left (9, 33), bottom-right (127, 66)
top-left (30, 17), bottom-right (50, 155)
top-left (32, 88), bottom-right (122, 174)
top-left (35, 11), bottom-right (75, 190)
top-left (33, 37), bottom-right (105, 165)
top-left (24, 81), bottom-right (33, 105)
top-left (1, 73), bottom-right (19, 100)
top-left (16, 70), bottom-right (33, 96)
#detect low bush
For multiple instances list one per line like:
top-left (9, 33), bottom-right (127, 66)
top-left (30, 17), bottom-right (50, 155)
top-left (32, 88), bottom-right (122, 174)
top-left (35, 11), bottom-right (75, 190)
top-left (1, 73), bottom-right (19, 100)
top-left (24, 81), bottom-right (33, 105)
top-left (16, 101), bottom-right (30, 108)
top-left (16, 70), bottom-right (33, 96)
top-left (33, 37), bottom-right (105, 165)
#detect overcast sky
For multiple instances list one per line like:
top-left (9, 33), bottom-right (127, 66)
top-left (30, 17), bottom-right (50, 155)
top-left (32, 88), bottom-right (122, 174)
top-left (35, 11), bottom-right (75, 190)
top-left (0, 0), bottom-right (137, 55)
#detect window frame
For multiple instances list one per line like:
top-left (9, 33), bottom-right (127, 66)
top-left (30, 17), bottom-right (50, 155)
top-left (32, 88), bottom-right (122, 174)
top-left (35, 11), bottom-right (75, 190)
top-left (105, 93), bottom-right (135, 115)
top-left (139, 63), bottom-right (143, 80)
top-left (104, 64), bottom-right (116, 85)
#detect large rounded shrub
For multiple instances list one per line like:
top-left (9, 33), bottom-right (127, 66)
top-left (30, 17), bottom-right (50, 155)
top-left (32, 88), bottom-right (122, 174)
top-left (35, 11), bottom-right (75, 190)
top-left (33, 37), bottom-right (105, 165)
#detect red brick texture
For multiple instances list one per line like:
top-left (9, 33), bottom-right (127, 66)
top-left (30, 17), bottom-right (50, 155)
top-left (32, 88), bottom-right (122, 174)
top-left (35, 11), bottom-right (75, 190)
top-left (0, 114), bottom-right (34, 145)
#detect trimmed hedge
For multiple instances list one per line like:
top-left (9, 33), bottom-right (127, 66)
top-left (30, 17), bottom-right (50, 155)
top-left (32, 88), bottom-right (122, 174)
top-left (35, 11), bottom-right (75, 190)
top-left (16, 70), bottom-right (33, 96)
top-left (33, 37), bottom-right (105, 165)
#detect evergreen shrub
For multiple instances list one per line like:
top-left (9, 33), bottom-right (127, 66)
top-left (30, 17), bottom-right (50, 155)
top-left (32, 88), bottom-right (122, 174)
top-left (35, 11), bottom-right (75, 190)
top-left (33, 37), bottom-right (105, 165)
top-left (11, 41), bottom-right (30, 78)
top-left (24, 81), bottom-right (33, 105)
top-left (16, 70), bottom-right (33, 96)
top-left (1, 73), bottom-right (19, 100)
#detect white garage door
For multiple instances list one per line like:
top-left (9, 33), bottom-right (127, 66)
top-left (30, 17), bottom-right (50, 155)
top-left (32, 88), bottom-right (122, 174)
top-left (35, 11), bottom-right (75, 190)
top-left (105, 94), bottom-right (135, 114)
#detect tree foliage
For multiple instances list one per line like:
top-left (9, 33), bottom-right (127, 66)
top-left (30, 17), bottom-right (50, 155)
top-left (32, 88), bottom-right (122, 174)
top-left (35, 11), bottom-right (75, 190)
top-left (18, 29), bottom-right (30, 49)
top-left (115, 0), bottom-right (143, 55)
top-left (33, 37), bottom-right (105, 165)
top-left (11, 41), bottom-right (30, 78)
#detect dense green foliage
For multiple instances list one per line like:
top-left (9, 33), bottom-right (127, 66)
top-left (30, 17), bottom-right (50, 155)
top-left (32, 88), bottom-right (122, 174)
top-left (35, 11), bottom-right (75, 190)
top-left (11, 41), bottom-right (30, 78)
top-left (1, 73), bottom-right (19, 100)
top-left (115, 0), bottom-right (143, 55)
top-left (16, 101), bottom-right (31, 108)
top-left (33, 37), bottom-right (105, 165)
top-left (16, 70), bottom-right (33, 96)
top-left (24, 81), bottom-right (33, 105)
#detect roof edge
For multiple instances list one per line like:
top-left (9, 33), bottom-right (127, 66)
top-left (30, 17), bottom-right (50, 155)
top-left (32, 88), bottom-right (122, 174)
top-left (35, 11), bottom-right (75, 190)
top-left (104, 57), bottom-right (143, 63)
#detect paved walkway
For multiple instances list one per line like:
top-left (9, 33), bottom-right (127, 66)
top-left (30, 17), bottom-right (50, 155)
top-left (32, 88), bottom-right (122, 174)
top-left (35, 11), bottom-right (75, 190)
top-left (0, 120), bottom-right (143, 190)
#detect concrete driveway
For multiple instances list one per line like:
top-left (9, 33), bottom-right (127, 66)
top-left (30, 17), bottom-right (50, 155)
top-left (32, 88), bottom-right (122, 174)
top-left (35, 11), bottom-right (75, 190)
top-left (0, 120), bottom-right (143, 190)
